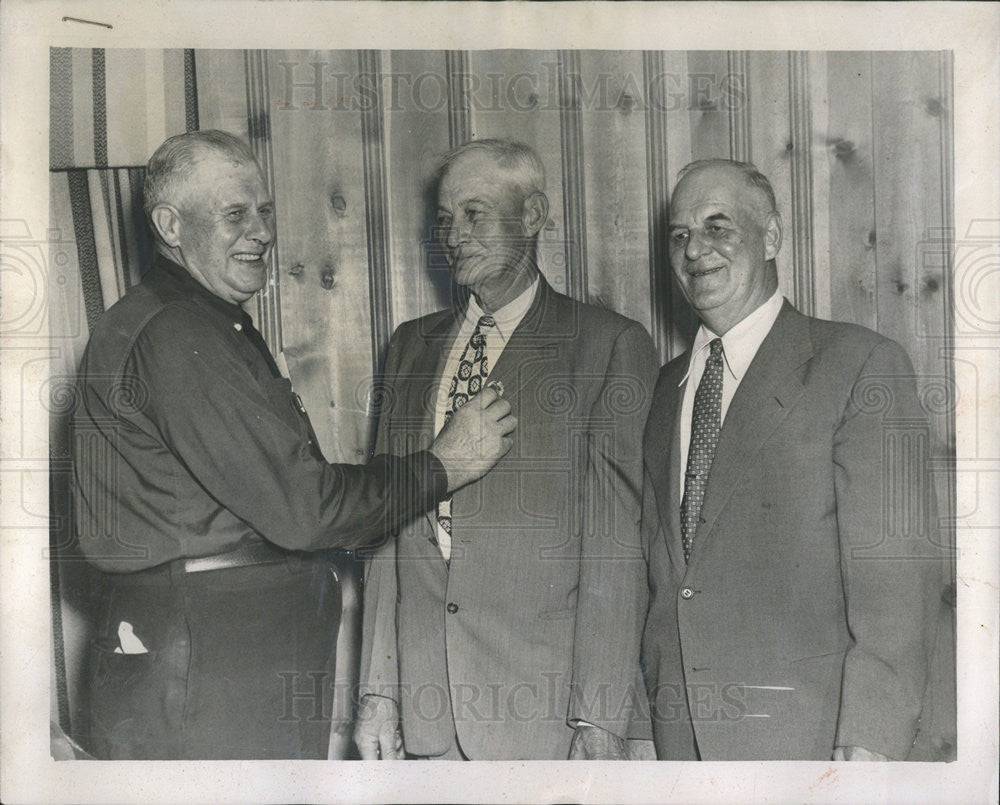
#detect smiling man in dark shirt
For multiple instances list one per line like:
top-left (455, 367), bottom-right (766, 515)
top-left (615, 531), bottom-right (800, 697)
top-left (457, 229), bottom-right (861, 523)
top-left (72, 130), bottom-right (516, 759)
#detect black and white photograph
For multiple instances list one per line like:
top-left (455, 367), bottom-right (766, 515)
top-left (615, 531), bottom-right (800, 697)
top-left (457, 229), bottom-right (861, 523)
top-left (1, 2), bottom-right (997, 803)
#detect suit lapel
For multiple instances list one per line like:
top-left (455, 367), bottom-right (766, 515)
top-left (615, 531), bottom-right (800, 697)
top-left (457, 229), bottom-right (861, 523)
top-left (484, 277), bottom-right (563, 402)
top-left (414, 282), bottom-right (561, 549)
top-left (414, 313), bottom-right (459, 430)
top-left (687, 303), bottom-right (813, 571)
top-left (410, 311), bottom-right (461, 537)
top-left (646, 357), bottom-right (688, 571)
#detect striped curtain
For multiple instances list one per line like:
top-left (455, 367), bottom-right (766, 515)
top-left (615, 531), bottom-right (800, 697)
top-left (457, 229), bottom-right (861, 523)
top-left (50, 169), bottom-right (152, 333)
top-left (49, 46), bottom-right (200, 364)
top-left (50, 47), bottom-right (198, 171)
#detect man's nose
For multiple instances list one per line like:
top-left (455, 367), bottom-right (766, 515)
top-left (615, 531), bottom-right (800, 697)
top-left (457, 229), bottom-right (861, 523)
top-left (245, 211), bottom-right (275, 245)
top-left (685, 229), bottom-right (711, 261)
top-left (444, 219), bottom-right (469, 249)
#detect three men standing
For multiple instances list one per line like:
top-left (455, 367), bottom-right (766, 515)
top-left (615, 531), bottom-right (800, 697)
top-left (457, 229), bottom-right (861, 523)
top-left (356, 140), bottom-right (659, 760)
top-left (72, 129), bottom-right (940, 762)
top-left (640, 159), bottom-right (941, 760)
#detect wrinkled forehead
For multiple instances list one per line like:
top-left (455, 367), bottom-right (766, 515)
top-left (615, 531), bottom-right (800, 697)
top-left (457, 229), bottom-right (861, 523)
top-left (670, 166), bottom-right (769, 223)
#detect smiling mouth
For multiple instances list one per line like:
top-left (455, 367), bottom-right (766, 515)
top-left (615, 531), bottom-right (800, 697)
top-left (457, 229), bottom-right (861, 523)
top-left (688, 265), bottom-right (725, 278)
top-left (232, 253), bottom-right (265, 263)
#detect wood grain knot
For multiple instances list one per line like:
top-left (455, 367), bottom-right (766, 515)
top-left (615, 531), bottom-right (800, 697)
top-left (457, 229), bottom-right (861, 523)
top-left (833, 139), bottom-right (856, 158)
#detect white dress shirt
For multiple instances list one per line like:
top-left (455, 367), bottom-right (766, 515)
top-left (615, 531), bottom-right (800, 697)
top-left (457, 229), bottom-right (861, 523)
top-left (678, 290), bottom-right (785, 499)
top-left (433, 277), bottom-right (540, 559)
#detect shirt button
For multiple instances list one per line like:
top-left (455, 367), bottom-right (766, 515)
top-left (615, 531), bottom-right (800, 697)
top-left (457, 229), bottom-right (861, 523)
top-left (680, 587), bottom-right (695, 600)
top-left (446, 602), bottom-right (459, 614)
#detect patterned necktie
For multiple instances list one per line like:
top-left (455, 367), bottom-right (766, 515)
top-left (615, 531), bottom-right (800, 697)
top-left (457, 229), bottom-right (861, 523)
top-left (437, 315), bottom-right (496, 544)
top-left (680, 338), bottom-right (724, 563)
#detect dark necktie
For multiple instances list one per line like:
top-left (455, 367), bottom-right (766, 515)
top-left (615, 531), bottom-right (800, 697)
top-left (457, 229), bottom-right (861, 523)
top-left (680, 338), bottom-right (724, 563)
top-left (437, 314), bottom-right (496, 543)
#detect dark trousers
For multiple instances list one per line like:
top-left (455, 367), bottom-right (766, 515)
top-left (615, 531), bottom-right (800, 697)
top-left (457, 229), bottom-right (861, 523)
top-left (83, 555), bottom-right (341, 759)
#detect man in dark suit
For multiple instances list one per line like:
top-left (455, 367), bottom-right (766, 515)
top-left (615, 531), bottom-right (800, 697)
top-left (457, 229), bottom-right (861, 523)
top-left (640, 158), bottom-right (942, 760)
top-left (355, 139), bottom-right (659, 760)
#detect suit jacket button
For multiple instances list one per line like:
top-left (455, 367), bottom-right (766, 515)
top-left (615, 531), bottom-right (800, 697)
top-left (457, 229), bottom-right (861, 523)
top-left (447, 602), bottom-right (459, 614)
top-left (680, 587), bottom-right (695, 600)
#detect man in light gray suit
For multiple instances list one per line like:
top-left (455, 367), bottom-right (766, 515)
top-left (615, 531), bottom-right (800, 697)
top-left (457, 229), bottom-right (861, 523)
top-left (355, 139), bottom-right (659, 760)
top-left (640, 158), bottom-right (942, 760)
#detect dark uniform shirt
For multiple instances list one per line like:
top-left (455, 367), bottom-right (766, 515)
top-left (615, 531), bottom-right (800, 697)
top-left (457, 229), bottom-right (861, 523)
top-left (73, 253), bottom-right (446, 572)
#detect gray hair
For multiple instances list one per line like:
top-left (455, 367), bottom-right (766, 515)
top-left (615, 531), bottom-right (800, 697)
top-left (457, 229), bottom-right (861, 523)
top-left (676, 158), bottom-right (778, 215)
top-left (143, 130), bottom-right (261, 219)
top-left (437, 138), bottom-right (546, 199)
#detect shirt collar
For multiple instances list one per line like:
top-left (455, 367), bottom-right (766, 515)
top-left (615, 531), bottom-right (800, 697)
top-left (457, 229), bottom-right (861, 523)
top-left (465, 276), bottom-right (540, 342)
top-left (151, 251), bottom-right (247, 324)
top-left (680, 290), bottom-right (785, 386)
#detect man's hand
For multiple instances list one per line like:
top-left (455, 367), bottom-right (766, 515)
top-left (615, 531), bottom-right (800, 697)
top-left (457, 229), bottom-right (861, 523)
top-left (833, 745), bottom-right (892, 761)
top-left (567, 724), bottom-right (628, 760)
top-left (354, 695), bottom-right (404, 760)
top-left (429, 385), bottom-right (516, 493)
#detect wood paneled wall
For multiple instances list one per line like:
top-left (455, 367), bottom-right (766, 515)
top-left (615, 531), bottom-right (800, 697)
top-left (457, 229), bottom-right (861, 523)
top-left (200, 48), bottom-right (958, 761)
top-left (194, 50), bottom-right (956, 485)
top-left (49, 48), bottom-right (956, 759)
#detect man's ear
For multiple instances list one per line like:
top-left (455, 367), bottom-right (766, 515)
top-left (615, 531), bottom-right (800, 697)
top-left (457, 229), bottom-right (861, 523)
top-left (150, 204), bottom-right (182, 248)
top-left (763, 211), bottom-right (783, 261)
top-left (521, 191), bottom-right (549, 237)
